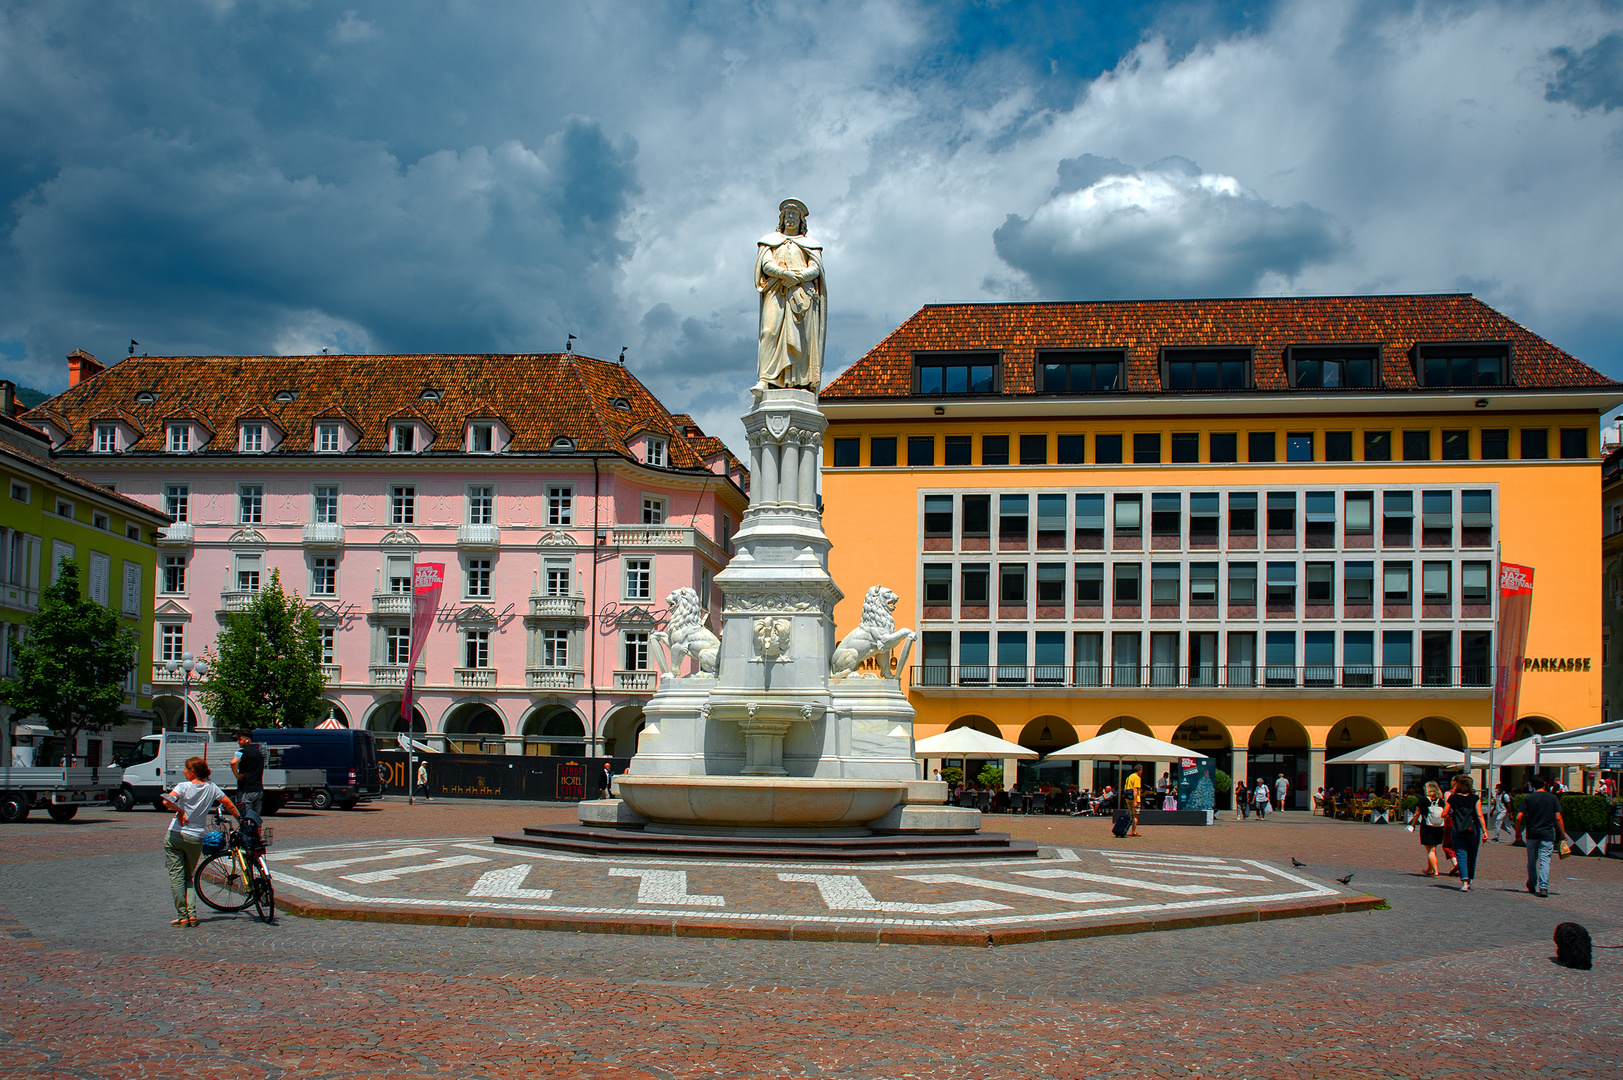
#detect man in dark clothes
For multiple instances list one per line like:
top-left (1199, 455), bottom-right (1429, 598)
top-left (1514, 775), bottom-right (1565, 898)
top-left (230, 730), bottom-right (265, 817)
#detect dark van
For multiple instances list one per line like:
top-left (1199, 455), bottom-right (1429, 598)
top-left (253, 728), bottom-right (382, 811)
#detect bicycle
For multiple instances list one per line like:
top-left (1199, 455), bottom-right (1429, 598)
top-left (193, 809), bottom-right (277, 923)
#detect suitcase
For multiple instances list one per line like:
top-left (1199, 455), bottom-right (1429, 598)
top-left (1112, 812), bottom-right (1131, 838)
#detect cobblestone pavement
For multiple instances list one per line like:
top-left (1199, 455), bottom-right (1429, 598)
top-left (1, 800), bottom-right (1618, 1077)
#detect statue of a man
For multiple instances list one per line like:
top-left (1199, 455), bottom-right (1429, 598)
top-left (754, 198), bottom-right (826, 395)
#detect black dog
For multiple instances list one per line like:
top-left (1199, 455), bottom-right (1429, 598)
top-left (1554, 922), bottom-right (1592, 970)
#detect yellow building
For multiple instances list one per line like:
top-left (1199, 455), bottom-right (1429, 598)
top-left (819, 295), bottom-right (1622, 803)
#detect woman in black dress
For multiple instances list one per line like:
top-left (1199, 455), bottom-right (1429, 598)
top-left (1418, 780), bottom-right (1447, 876)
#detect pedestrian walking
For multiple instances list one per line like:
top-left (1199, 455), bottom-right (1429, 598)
top-left (160, 757), bottom-right (239, 927)
top-left (1253, 778), bottom-right (1270, 820)
top-left (1445, 775), bottom-right (1487, 891)
top-left (418, 760), bottom-right (432, 802)
top-left (1274, 773), bottom-right (1290, 813)
top-left (1126, 765), bottom-right (1144, 836)
top-left (1235, 777), bottom-right (1250, 821)
top-left (1515, 775), bottom-right (1566, 898)
top-left (1491, 784), bottom-right (1513, 842)
top-left (1417, 780), bottom-right (1447, 876)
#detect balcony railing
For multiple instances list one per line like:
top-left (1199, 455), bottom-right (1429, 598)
top-left (157, 522), bottom-right (193, 546)
top-left (529, 593), bottom-right (586, 618)
top-left (369, 664), bottom-right (425, 686)
top-left (152, 662), bottom-right (186, 684)
top-left (457, 523), bottom-right (501, 550)
top-left (610, 525), bottom-right (723, 562)
top-left (220, 589), bottom-right (259, 612)
top-left (302, 522), bottom-right (345, 547)
top-left (613, 669), bottom-right (658, 692)
top-left (454, 666), bottom-right (497, 688)
top-left (909, 665), bottom-right (1494, 691)
top-left (0, 582), bottom-right (38, 612)
top-left (372, 592), bottom-right (411, 615)
top-left (527, 667), bottom-right (585, 689)
top-left (320, 664), bottom-right (341, 684)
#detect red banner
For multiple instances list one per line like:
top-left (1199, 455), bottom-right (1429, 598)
top-left (402, 562), bottom-right (444, 722)
top-left (1492, 562), bottom-right (1535, 743)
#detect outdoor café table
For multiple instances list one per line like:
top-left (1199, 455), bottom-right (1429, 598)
top-left (1020, 792), bottom-right (1034, 814)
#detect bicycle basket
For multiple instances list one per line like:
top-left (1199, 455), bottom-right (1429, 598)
top-left (258, 826), bottom-right (274, 848)
top-left (200, 829), bottom-right (227, 855)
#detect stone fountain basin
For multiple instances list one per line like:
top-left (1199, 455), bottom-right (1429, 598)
top-left (617, 775), bottom-right (906, 828)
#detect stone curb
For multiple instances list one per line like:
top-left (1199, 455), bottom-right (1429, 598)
top-left (274, 892), bottom-right (1385, 948)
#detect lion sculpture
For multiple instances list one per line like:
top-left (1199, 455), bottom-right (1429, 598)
top-left (652, 587), bottom-right (720, 677)
top-left (830, 586), bottom-right (916, 678)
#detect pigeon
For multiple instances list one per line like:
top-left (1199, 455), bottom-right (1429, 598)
top-left (1290, 857), bottom-right (1306, 867)
top-left (1335, 873), bottom-right (1354, 885)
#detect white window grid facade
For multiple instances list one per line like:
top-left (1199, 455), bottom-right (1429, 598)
top-left (163, 555), bottom-right (187, 595)
top-left (312, 556), bottom-right (338, 596)
top-left (167, 425), bottom-right (189, 453)
top-left (95, 425), bottom-right (117, 453)
top-left (642, 497), bottom-right (666, 524)
top-left (238, 485), bottom-right (263, 525)
top-left (464, 629), bottom-right (491, 669)
top-left (623, 558), bottom-right (652, 601)
top-left (391, 486), bottom-right (415, 525)
top-left (160, 624), bottom-right (185, 663)
top-left (465, 558), bottom-right (492, 599)
top-left (165, 485), bottom-right (188, 523)
top-left (468, 486), bottom-right (494, 526)
top-left (547, 486), bottom-right (573, 526)
top-left (242, 424), bottom-right (263, 452)
top-left (317, 423), bottom-right (341, 452)
top-left (314, 486), bottom-right (340, 524)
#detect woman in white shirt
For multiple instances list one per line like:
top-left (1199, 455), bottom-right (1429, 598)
top-left (161, 756), bottom-right (240, 926)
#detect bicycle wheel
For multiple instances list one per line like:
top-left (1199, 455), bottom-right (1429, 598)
top-left (195, 850), bottom-right (255, 912)
top-left (250, 855), bottom-right (276, 923)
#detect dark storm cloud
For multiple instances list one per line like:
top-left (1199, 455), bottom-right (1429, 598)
top-left (1546, 33), bottom-right (1623, 112)
top-left (992, 158), bottom-right (1349, 299)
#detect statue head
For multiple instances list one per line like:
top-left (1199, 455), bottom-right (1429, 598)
top-left (778, 198), bottom-right (809, 236)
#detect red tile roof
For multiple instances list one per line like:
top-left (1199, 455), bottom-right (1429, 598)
top-left (821, 294), bottom-right (1617, 398)
top-left (27, 352), bottom-right (747, 482)
top-left (0, 440), bottom-right (171, 522)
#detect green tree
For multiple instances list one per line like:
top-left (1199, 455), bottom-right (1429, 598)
top-left (0, 558), bottom-right (138, 763)
top-left (976, 764), bottom-right (1004, 789)
top-left (199, 569), bottom-right (327, 729)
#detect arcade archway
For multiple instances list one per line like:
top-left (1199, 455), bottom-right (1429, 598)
top-left (522, 705), bottom-right (587, 756)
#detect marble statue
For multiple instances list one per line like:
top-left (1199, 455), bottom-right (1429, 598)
top-left (754, 198), bottom-right (826, 395)
top-left (830, 586), bottom-right (917, 679)
top-left (651, 587), bottom-right (720, 677)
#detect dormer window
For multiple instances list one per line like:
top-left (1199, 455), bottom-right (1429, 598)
top-left (95, 424), bottom-right (117, 453)
top-left (135, 390), bottom-right (158, 404)
top-left (610, 397), bottom-right (631, 411)
top-left (419, 387), bottom-right (443, 402)
top-left (470, 423), bottom-right (493, 453)
top-left (551, 436), bottom-right (575, 452)
top-left (317, 423), bottom-right (340, 453)
top-left (645, 437), bottom-right (667, 468)
top-left (1414, 342), bottom-right (1509, 387)
top-left (392, 425), bottom-right (415, 453)
top-left (167, 424), bottom-right (190, 453)
top-left (242, 424), bottom-right (264, 453)
top-left (272, 390), bottom-right (297, 403)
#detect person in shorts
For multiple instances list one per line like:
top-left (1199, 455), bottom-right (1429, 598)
top-left (230, 730), bottom-right (264, 818)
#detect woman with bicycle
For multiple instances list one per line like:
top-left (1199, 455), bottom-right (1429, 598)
top-left (161, 756), bottom-right (240, 926)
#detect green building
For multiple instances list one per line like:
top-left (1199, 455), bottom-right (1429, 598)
top-left (1, 380), bottom-right (170, 766)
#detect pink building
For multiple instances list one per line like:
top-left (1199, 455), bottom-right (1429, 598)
top-left (29, 350), bottom-right (748, 755)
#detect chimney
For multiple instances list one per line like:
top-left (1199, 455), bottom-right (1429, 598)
top-left (67, 349), bottom-right (104, 387)
top-left (0, 380), bottom-right (14, 418)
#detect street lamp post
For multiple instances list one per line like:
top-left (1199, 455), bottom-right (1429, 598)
top-left (164, 651), bottom-right (208, 732)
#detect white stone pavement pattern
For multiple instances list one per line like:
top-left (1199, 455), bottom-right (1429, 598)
top-left (269, 838), bottom-right (1347, 929)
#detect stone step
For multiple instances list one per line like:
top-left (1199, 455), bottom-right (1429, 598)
top-left (493, 824), bottom-right (1041, 862)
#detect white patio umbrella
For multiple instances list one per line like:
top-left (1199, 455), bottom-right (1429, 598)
top-left (914, 728), bottom-right (1038, 759)
top-left (1324, 734), bottom-right (1464, 768)
top-left (1043, 729), bottom-right (1207, 807)
top-left (1494, 736), bottom-right (1598, 767)
top-left (1537, 720), bottom-right (1623, 750)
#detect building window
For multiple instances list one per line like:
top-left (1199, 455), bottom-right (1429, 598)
top-left (95, 424), bottom-right (117, 453)
top-left (1190, 562), bottom-right (1219, 604)
top-left (1560, 428), bottom-right (1589, 459)
top-left (624, 558), bottom-right (652, 600)
top-left (1074, 494), bottom-right (1105, 548)
top-left (1421, 561), bottom-right (1451, 604)
top-left (236, 554), bottom-right (261, 593)
top-left (238, 485), bottom-right (263, 525)
top-left (93, 512), bottom-right (110, 531)
top-left (1287, 345), bottom-right (1379, 388)
top-left (1209, 433), bottom-right (1238, 464)
top-left (314, 486), bottom-right (339, 524)
top-left (464, 630), bottom-right (490, 668)
top-left (1094, 434), bottom-right (1123, 465)
top-left (1521, 428), bottom-right (1548, 459)
top-left (54, 498), bottom-right (73, 519)
top-left (320, 627), bottom-right (335, 666)
top-left (1055, 434), bottom-right (1085, 464)
top-left (1132, 433), bottom-right (1161, 464)
top-left (1364, 431), bottom-right (1392, 461)
top-left (641, 497), bottom-right (665, 525)
top-left (1414, 343), bottom-right (1508, 387)
top-left (1036, 349), bottom-right (1123, 393)
top-left (1305, 491), bottom-right (1335, 546)
top-left (1383, 562), bottom-right (1413, 604)
top-left (391, 486), bottom-right (415, 526)
top-left (547, 486), bottom-right (573, 526)
top-left (1266, 563), bottom-right (1296, 612)
top-left (1481, 429), bottom-right (1509, 460)
top-left (466, 558), bottom-right (492, 598)
top-left (167, 425), bottom-right (190, 453)
top-left (1421, 490), bottom-right (1453, 546)
top-left (468, 486), bottom-right (494, 526)
top-left (923, 564), bottom-right (952, 606)
top-left (542, 629), bottom-right (570, 667)
top-left (924, 495), bottom-right (954, 538)
top-left (869, 437), bottom-right (897, 467)
top-left (1267, 492), bottom-right (1296, 541)
top-left (312, 557), bottom-right (337, 596)
top-left (999, 563), bottom-right (1026, 605)
top-left (387, 556), bottom-right (412, 594)
top-left (1228, 493), bottom-right (1257, 540)
top-left (1306, 562), bottom-right (1334, 604)
top-left (544, 558), bottom-right (572, 596)
top-left (1228, 562), bottom-right (1257, 605)
top-left (1113, 563), bottom-right (1141, 604)
top-left (944, 435), bottom-right (972, 466)
top-left (163, 555), bottom-right (187, 594)
top-left (1150, 493), bottom-right (1180, 543)
top-left (1383, 491), bottom-right (1414, 546)
top-left (1247, 432), bottom-right (1276, 463)
top-left (1461, 562), bottom-right (1491, 605)
top-left (127, 523), bottom-right (141, 541)
top-left (241, 424), bottom-right (263, 452)
top-left (1344, 561), bottom-right (1374, 605)
top-left (1162, 347), bottom-right (1250, 390)
top-left (832, 438), bottom-right (860, 467)
top-left (1345, 492), bottom-right (1373, 537)
top-left (908, 436), bottom-right (935, 467)
top-left (160, 624), bottom-right (185, 663)
top-left (1461, 490), bottom-right (1492, 545)
top-left (1150, 563), bottom-right (1179, 606)
top-left (392, 425), bottom-right (415, 453)
top-left (8, 481), bottom-right (26, 503)
top-left (1402, 430), bottom-right (1431, 461)
top-left (1035, 563), bottom-right (1065, 605)
top-left (386, 626), bottom-right (411, 665)
top-left (1264, 631), bottom-right (1297, 686)
top-left (1325, 431), bottom-right (1354, 461)
top-left (1170, 433), bottom-right (1199, 463)
top-left (962, 495), bottom-right (991, 543)
top-left (1441, 430), bottom-right (1469, 460)
top-left (961, 563), bottom-right (990, 606)
top-left (623, 632), bottom-right (650, 671)
top-left (915, 351), bottom-right (1000, 395)
top-left (1285, 433), bottom-right (1314, 462)
top-left (1189, 493), bottom-right (1219, 544)
top-left (1019, 434), bottom-right (1047, 465)
top-left (645, 437), bottom-right (668, 467)
top-left (1074, 563), bottom-right (1104, 604)
top-left (981, 435), bottom-right (1009, 466)
top-left (999, 495), bottom-right (1029, 544)
top-left (317, 423), bottom-right (340, 453)
top-left (470, 423), bottom-right (494, 452)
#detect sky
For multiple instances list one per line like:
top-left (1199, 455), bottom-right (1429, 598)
top-left (3, 0), bottom-right (1622, 448)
